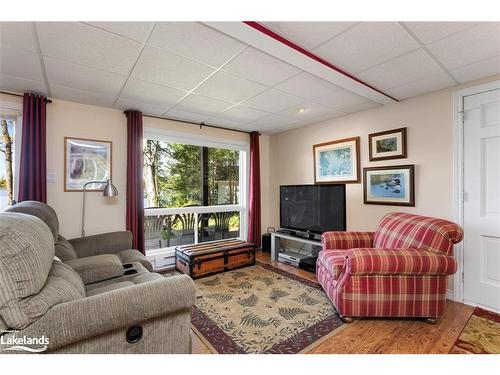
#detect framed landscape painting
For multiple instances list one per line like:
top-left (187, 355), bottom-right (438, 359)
top-left (363, 165), bottom-right (415, 206)
top-left (368, 127), bottom-right (407, 161)
top-left (64, 137), bottom-right (112, 191)
top-left (313, 136), bottom-right (360, 184)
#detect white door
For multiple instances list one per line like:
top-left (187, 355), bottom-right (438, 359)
top-left (463, 87), bottom-right (500, 311)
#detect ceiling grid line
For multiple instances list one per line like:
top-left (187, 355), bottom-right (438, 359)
top-left (32, 22), bottom-right (52, 97)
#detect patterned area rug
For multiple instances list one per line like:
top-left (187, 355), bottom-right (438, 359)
top-left (191, 262), bottom-right (344, 354)
top-left (450, 307), bottom-right (500, 354)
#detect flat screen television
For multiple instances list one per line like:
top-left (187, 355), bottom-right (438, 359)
top-left (280, 184), bottom-right (346, 234)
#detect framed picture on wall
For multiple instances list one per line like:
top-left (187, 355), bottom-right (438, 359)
top-left (313, 136), bottom-right (360, 184)
top-left (368, 127), bottom-right (407, 161)
top-left (64, 137), bottom-right (112, 192)
top-left (363, 165), bottom-right (415, 206)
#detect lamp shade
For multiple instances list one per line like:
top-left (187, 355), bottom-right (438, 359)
top-left (102, 179), bottom-right (118, 197)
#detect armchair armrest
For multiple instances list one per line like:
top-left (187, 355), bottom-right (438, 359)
top-left (322, 231), bottom-right (374, 251)
top-left (69, 231), bottom-right (133, 258)
top-left (21, 275), bottom-right (195, 352)
top-left (345, 248), bottom-right (457, 275)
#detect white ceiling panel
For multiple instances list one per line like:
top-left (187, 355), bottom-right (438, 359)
top-left (386, 72), bottom-right (456, 100)
top-left (0, 22), bottom-right (38, 52)
top-left (44, 57), bottom-right (127, 96)
top-left (311, 87), bottom-right (369, 109)
top-left (0, 74), bottom-right (47, 96)
top-left (166, 108), bottom-right (211, 123)
top-left (426, 23), bottom-right (500, 70)
top-left (261, 22), bottom-right (358, 50)
top-left (0, 45), bottom-right (43, 81)
top-left (241, 88), bottom-right (303, 113)
top-left (116, 97), bottom-right (172, 116)
top-left (275, 72), bottom-right (340, 101)
top-left (36, 22), bottom-right (142, 75)
top-left (85, 22), bottom-right (155, 43)
top-left (205, 117), bottom-right (246, 129)
top-left (51, 85), bottom-right (117, 107)
top-left (403, 22), bottom-right (478, 44)
top-left (342, 101), bottom-right (381, 114)
top-left (358, 49), bottom-right (444, 90)
top-left (132, 47), bottom-right (215, 91)
top-left (450, 56), bottom-right (500, 83)
top-left (313, 22), bottom-right (420, 73)
top-left (148, 22), bottom-right (245, 67)
top-left (175, 93), bottom-right (233, 116)
top-left (279, 101), bottom-right (340, 120)
top-left (120, 79), bottom-right (187, 106)
top-left (216, 105), bottom-right (269, 122)
top-left (222, 47), bottom-right (300, 86)
top-left (251, 114), bottom-right (299, 129)
top-left (195, 70), bottom-right (266, 103)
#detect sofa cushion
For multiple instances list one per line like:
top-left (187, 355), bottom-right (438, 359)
top-left (85, 281), bottom-right (135, 296)
top-left (0, 213), bottom-right (55, 329)
top-left (65, 254), bottom-right (124, 284)
top-left (49, 260), bottom-right (85, 297)
top-left (55, 235), bottom-right (78, 262)
top-left (118, 249), bottom-right (153, 272)
top-left (131, 272), bottom-right (163, 284)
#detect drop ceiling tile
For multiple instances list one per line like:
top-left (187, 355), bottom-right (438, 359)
top-left (223, 47), bottom-right (300, 86)
top-left (217, 105), bottom-right (270, 122)
top-left (116, 97), bottom-right (172, 116)
top-left (0, 74), bottom-right (47, 96)
top-left (195, 70), bottom-right (266, 103)
top-left (358, 49), bottom-right (444, 90)
top-left (403, 22), bottom-right (478, 44)
top-left (175, 93), bottom-right (233, 117)
top-left (0, 22), bottom-right (37, 52)
top-left (148, 22), bottom-right (245, 67)
top-left (251, 114), bottom-right (299, 129)
top-left (450, 56), bottom-right (500, 83)
top-left (275, 72), bottom-right (341, 101)
top-left (85, 22), bottom-right (155, 43)
top-left (166, 108), bottom-right (211, 123)
top-left (279, 101), bottom-right (340, 120)
top-left (132, 46), bottom-right (215, 91)
top-left (426, 23), bottom-right (500, 70)
top-left (342, 101), bottom-right (381, 114)
top-left (206, 117), bottom-right (246, 129)
top-left (121, 78), bottom-right (187, 106)
top-left (262, 22), bottom-right (358, 50)
top-left (313, 22), bottom-right (420, 73)
top-left (0, 45), bottom-right (43, 81)
top-left (242, 89), bottom-right (303, 113)
top-left (51, 84), bottom-right (117, 107)
top-left (44, 57), bottom-right (127, 96)
top-left (311, 87), bottom-right (369, 109)
top-left (36, 22), bottom-right (142, 75)
top-left (386, 72), bottom-right (456, 100)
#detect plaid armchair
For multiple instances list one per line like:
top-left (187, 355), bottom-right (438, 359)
top-left (317, 212), bottom-right (463, 322)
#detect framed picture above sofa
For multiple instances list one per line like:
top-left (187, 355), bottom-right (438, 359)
top-left (363, 164), bottom-right (415, 206)
top-left (368, 127), bottom-right (407, 161)
top-left (64, 137), bottom-right (112, 192)
top-left (313, 136), bottom-right (360, 184)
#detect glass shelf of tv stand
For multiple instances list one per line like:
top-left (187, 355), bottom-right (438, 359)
top-left (270, 230), bottom-right (322, 261)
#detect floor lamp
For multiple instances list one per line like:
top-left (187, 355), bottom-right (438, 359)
top-left (81, 179), bottom-right (118, 237)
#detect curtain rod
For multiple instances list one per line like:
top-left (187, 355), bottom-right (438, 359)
top-left (140, 113), bottom-right (256, 135)
top-left (0, 90), bottom-right (52, 103)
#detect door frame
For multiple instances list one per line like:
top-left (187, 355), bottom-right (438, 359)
top-left (452, 80), bottom-right (500, 306)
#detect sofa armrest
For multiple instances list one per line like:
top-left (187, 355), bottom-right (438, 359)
top-left (345, 248), bottom-right (457, 275)
top-left (69, 231), bottom-right (133, 258)
top-left (322, 231), bottom-right (374, 251)
top-left (20, 275), bottom-right (195, 352)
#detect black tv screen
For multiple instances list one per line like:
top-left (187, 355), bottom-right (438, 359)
top-left (280, 184), bottom-right (346, 234)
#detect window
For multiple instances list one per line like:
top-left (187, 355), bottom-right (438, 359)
top-left (0, 110), bottom-right (20, 211)
top-left (142, 130), bottom-right (248, 253)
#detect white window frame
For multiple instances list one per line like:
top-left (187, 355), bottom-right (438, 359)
top-left (0, 100), bottom-right (22, 204)
top-left (143, 127), bottom-right (250, 258)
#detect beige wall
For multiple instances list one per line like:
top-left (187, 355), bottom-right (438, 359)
top-left (266, 75), bottom-right (500, 233)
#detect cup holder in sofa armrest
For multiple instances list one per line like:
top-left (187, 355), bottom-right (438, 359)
top-left (123, 269), bottom-right (139, 276)
top-left (123, 263), bottom-right (134, 269)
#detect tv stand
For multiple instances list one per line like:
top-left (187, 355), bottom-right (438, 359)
top-left (270, 230), bottom-right (322, 261)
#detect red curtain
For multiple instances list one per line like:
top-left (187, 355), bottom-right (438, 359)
top-left (18, 93), bottom-right (47, 203)
top-left (126, 110), bottom-right (145, 254)
top-left (247, 131), bottom-right (261, 248)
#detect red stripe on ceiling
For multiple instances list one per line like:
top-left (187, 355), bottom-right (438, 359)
top-left (243, 21), bottom-right (398, 102)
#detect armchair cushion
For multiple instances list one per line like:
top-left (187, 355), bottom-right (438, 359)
top-left (69, 231), bottom-right (133, 258)
top-left (55, 235), bottom-right (78, 261)
top-left (322, 231), bottom-right (374, 251)
top-left (346, 248), bottom-right (457, 275)
top-left (65, 255), bottom-right (124, 284)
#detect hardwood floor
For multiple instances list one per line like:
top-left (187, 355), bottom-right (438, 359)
top-left (191, 251), bottom-right (474, 354)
